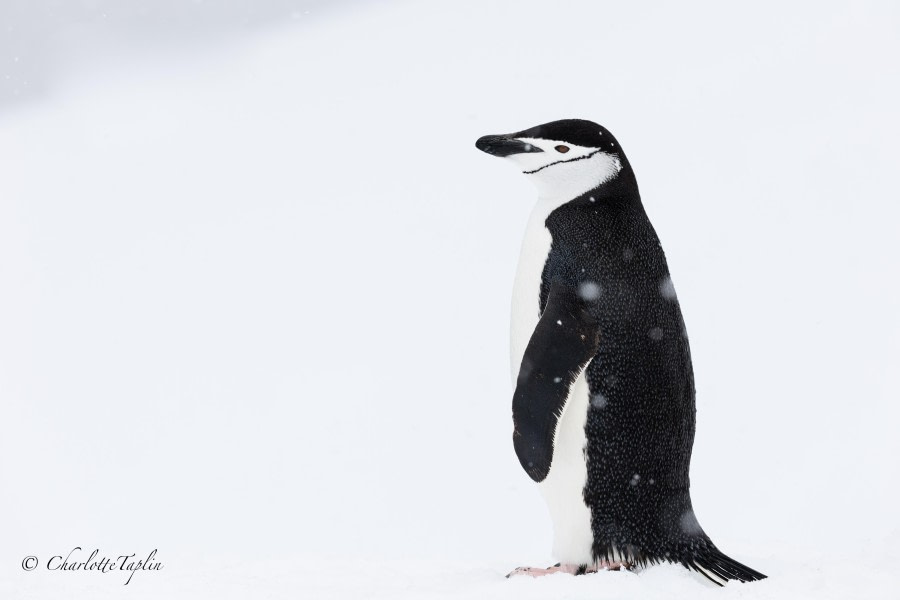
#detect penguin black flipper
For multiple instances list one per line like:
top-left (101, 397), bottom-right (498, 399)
top-left (512, 281), bottom-right (601, 482)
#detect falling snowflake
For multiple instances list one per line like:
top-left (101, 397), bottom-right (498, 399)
top-left (577, 281), bottom-right (603, 301)
top-left (659, 276), bottom-right (677, 300)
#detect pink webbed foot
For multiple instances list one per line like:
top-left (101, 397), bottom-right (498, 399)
top-left (594, 560), bottom-right (631, 572)
top-left (506, 560), bottom-right (632, 578)
top-left (506, 563), bottom-right (581, 578)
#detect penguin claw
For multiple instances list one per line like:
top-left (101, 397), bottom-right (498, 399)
top-left (599, 560), bottom-right (633, 572)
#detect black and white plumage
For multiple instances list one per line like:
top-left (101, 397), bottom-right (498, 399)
top-left (475, 119), bottom-right (765, 584)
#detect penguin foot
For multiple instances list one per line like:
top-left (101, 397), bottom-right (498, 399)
top-left (506, 561), bottom-right (631, 578)
top-left (594, 560), bottom-right (632, 573)
top-left (506, 563), bottom-right (581, 578)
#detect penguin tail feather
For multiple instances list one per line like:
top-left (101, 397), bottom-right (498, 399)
top-left (686, 548), bottom-right (767, 586)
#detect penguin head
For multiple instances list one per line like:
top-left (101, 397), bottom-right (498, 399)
top-left (476, 119), bottom-right (626, 200)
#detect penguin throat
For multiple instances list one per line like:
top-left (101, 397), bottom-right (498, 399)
top-left (526, 151), bottom-right (622, 205)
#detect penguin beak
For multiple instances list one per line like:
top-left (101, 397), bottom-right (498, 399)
top-left (476, 134), bottom-right (544, 157)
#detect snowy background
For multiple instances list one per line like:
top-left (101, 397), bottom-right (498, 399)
top-left (1, 1), bottom-right (899, 598)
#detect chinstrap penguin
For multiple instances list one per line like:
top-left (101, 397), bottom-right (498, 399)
top-left (475, 119), bottom-right (766, 585)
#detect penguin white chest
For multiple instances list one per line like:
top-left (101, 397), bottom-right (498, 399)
top-left (509, 199), bottom-right (594, 566)
top-left (509, 200), bottom-right (554, 381)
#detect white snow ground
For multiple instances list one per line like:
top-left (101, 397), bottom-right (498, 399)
top-left (1, 1), bottom-right (899, 598)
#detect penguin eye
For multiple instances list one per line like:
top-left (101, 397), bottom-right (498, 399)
top-left (555, 145), bottom-right (570, 153)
